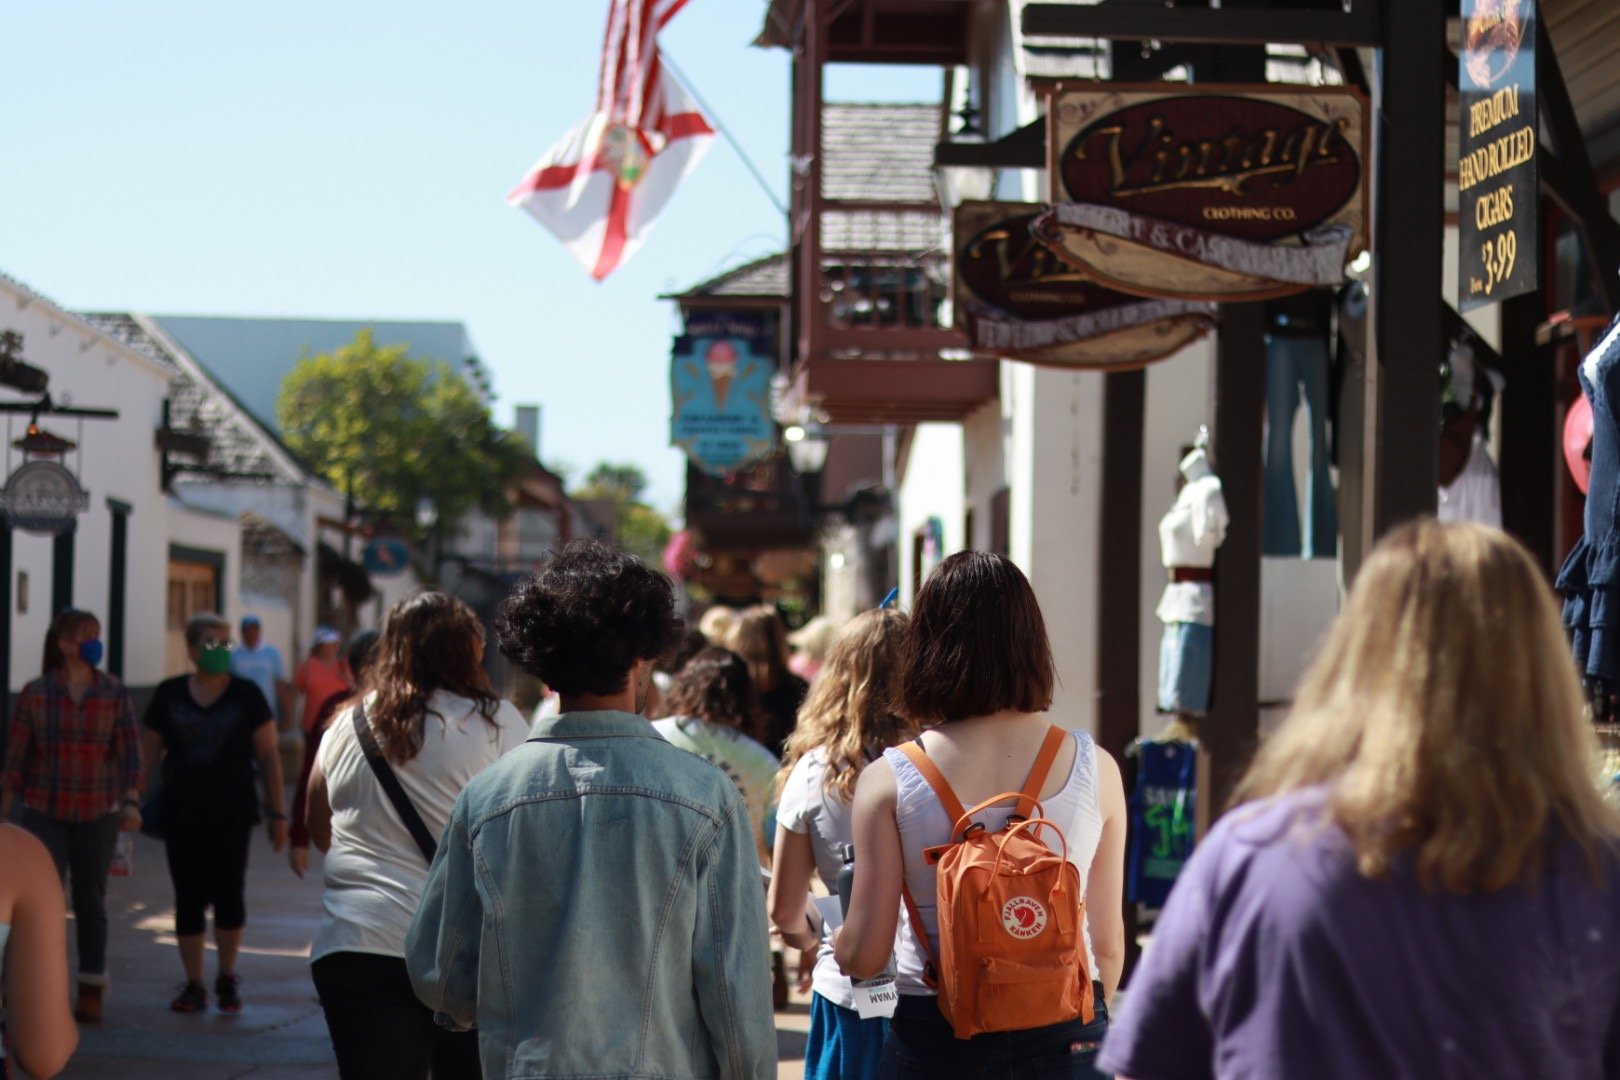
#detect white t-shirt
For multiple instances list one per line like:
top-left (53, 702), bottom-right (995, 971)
top-left (311, 690), bottom-right (530, 962)
top-left (777, 748), bottom-right (861, 1009)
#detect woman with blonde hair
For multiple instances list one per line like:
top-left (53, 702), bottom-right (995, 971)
top-left (1100, 520), bottom-right (1620, 1080)
top-left (769, 608), bottom-right (913, 1079)
top-left (730, 605), bottom-right (808, 757)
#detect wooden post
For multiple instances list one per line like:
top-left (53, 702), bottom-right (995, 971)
top-left (1208, 302), bottom-right (1267, 816)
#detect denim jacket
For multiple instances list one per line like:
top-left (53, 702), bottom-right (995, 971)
top-left (405, 711), bottom-right (776, 1080)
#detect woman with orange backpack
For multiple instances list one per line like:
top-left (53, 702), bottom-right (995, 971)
top-left (835, 552), bottom-right (1127, 1078)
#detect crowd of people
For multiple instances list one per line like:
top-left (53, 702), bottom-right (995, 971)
top-left (3, 521), bottom-right (1620, 1079)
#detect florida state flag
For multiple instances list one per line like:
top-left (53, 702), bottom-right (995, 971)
top-left (506, 0), bottom-right (714, 281)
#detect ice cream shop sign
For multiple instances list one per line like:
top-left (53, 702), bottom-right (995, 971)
top-left (669, 311), bottom-right (778, 477)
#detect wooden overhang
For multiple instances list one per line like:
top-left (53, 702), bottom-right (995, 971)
top-left (758, 0), bottom-right (972, 65)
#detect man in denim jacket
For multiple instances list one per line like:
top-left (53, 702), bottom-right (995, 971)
top-left (405, 541), bottom-right (776, 1079)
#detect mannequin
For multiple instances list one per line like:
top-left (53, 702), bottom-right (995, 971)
top-left (1262, 291), bottom-right (1338, 558)
top-left (1557, 314), bottom-right (1620, 720)
top-left (1437, 339), bottom-right (1503, 528)
top-left (1155, 440), bottom-right (1229, 717)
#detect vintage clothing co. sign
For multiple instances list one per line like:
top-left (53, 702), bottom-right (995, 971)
top-left (953, 201), bottom-right (1215, 369)
top-left (1458, 0), bottom-right (1538, 311)
top-left (0, 459), bottom-right (89, 535)
top-left (670, 310), bottom-right (777, 477)
top-left (1040, 85), bottom-right (1369, 302)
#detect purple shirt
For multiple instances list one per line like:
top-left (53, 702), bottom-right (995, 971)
top-left (1100, 788), bottom-right (1620, 1080)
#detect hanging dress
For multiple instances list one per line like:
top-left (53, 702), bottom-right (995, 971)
top-left (1557, 315), bottom-right (1620, 688)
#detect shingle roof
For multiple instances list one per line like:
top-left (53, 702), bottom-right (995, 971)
top-left (666, 253), bottom-right (790, 300)
top-left (822, 103), bottom-right (942, 204)
top-left (78, 312), bottom-right (308, 486)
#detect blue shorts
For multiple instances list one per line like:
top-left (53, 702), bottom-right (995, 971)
top-left (806, 991), bottom-right (887, 1080)
top-left (1157, 621), bottom-right (1213, 715)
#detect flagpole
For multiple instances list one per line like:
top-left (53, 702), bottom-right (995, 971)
top-left (662, 51), bottom-right (789, 217)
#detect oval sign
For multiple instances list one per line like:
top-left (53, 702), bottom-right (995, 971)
top-left (1059, 95), bottom-right (1361, 243)
top-left (957, 211), bottom-right (1138, 319)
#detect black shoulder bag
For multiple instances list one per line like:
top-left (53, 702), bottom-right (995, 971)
top-left (352, 702), bottom-right (438, 864)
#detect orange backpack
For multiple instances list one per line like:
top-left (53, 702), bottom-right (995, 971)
top-left (898, 726), bottom-right (1093, 1039)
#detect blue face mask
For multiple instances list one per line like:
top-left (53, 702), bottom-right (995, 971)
top-left (78, 639), bottom-right (104, 667)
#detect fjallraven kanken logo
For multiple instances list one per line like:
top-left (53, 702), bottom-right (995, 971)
top-left (899, 726), bottom-right (1094, 1040)
top-left (1001, 896), bottom-right (1047, 939)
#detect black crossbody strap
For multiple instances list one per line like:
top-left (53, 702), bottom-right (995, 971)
top-left (352, 703), bottom-right (438, 864)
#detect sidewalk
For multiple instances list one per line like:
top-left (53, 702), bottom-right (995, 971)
top-left (59, 832), bottom-right (812, 1078)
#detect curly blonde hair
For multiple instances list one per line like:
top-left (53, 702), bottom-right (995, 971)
top-left (777, 609), bottom-right (914, 802)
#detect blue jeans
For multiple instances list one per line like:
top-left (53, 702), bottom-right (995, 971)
top-left (880, 986), bottom-right (1110, 1079)
top-left (1157, 622), bottom-right (1213, 716)
top-left (1262, 334), bottom-right (1337, 558)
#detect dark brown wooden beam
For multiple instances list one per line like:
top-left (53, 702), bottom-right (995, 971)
top-left (1021, 2), bottom-right (1380, 48)
top-left (1498, 289), bottom-right (1557, 575)
top-left (935, 119), bottom-right (1045, 170)
top-left (1369, 0), bottom-right (1445, 535)
top-left (1208, 302), bottom-right (1266, 817)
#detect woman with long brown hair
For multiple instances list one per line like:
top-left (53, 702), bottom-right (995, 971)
top-left (1100, 521), bottom-right (1620, 1080)
top-left (305, 592), bottom-right (528, 1080)
top-left (730, 605), bottom-right (808, 757)
top-left (0, 609), bottom-right (142, 1023)
top-left (767, 608), bottom-right (912, 1080)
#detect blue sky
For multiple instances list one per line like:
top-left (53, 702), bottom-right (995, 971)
top-left (0, 2), bottom-right (939, 512)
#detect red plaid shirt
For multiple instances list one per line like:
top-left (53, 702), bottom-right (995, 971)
top-left (2, 669), bottom-right (143, 822)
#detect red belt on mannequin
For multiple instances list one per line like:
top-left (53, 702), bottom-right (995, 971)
top-left (1169, 566), bottom-right (1214, 584)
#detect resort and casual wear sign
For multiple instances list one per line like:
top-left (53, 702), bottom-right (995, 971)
top-left (1457, 0), bottom-right (1538, 311)
top-left (1040, 85), bottom-right (1369, 302)
top-left (952, 201), bottom-right (1215, 369)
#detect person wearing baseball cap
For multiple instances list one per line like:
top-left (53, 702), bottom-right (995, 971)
top-left (231, 616), bottom-right (293, 731)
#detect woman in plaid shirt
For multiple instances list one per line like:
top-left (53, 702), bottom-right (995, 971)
top-left (0, 608), bottom-right (143, 1024)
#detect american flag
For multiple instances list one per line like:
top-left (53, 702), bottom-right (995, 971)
top-left (506, 0), bottom-right (715, 281)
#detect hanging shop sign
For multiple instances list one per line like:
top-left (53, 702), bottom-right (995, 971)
top-left (671, 310), bottom-right (777, 477)
top-left (1040, 85), bottom-right (1369, 302)
top-left (362, 538), bottom-right (413, 578)
top-left (0, 459), bottom-right (89, 535)
top-left (952, 201), bottom-right (1216, 369)
top-left (1458, 0), bottom-right (1538, 311)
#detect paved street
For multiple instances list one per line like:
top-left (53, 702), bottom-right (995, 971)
top-left (59, 831), bottom-right (811, 1078)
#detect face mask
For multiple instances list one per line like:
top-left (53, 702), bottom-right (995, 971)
top-left (199, 645), bottom-right (232, 675)
top-left (77, 639), bottom-right (104, 667)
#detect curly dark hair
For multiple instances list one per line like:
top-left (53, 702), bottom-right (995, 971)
top-left (664, 648), bottom-right (766, 743)
top-left (496, 540), bottom-right (683, 697)
top-left (364, 591), bottom-right (501, 763)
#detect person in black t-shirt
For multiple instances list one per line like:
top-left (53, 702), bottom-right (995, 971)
top-left (140, 613), bottom-right (287, 1015)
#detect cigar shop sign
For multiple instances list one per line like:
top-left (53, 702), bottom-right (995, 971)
top-left (1038, 84), bottom-right (1369, 303)
top-left (953, 200), bottom-right (1215, 369)
top-left (670, 310), bottom-right (778, 477)
top-left (1458, 0), bottom-right (1538, 311)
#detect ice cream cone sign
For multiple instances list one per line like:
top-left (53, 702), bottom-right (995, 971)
top-left (706, 341), bottom-right (739, 408)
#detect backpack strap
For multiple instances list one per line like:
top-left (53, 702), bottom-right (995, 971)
top-left (1014, 726), bottom-right (1068, 820)
top-left (352, 703), bottom-right (439, 865)
top-left (898, 738), bottom-right (969, 839)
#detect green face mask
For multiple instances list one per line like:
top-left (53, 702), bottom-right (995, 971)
top-left (199, 645), bottom-right (232, 675)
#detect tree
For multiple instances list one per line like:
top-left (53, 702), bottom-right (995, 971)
top-left (574, 462), bottom-right (671, 564)
top-left (277, 330), bottom-right (530, 542)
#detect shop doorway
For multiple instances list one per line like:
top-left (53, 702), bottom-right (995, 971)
top-left (166, 546), bottom-right (223, 675)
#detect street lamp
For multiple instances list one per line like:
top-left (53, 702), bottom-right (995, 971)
top-left (784, 424), bottom-right (830, 475)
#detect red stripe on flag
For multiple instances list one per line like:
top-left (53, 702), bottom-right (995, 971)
top-left (591, 178), bottom-right (634, 281)
top-left (661, 110), bottom-right (714, 140)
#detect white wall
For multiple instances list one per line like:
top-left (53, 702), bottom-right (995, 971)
top-left (897, 423), bottom-right (966, 603)
top-left (167, 500), bottom-right (244, 621)
top-left (1006, 363), bottom-right (1105, 733)
top-left (0, 283), bottom-right (173, 691)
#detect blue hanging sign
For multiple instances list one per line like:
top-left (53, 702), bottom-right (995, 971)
top-left (670, 317), bottom-right (777, 477)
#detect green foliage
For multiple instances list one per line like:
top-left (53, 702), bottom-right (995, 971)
top-left (276, 330), bottom-right (530, 539)
top-left (573, 461), bottom-right (670, 564)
